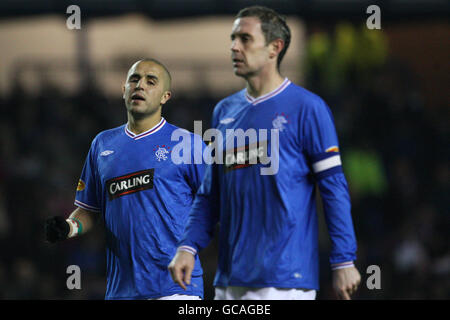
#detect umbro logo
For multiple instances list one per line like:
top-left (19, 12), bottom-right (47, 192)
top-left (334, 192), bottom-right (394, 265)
top-left (220, 118), bottom-right (235, 124)
top-left (100, 150), bottom-right (114, 156)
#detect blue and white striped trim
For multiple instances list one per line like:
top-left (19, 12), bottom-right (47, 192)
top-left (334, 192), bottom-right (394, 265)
top-left (245, 78), bottom-right (291, 106)
top-left (177, 245), bottom-right (197, 256)
top-left (331, 261), bottom-right (355, 270)
top-left (125, 117), bottom-right (166, 140)
top-left (311, 152), bottom-right (343, 179)
top-left (74, 200), bottom-right (101, 212)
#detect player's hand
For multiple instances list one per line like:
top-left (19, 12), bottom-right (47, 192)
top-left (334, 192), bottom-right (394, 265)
top-left (44, 216), bottom-right (70, 243)
top-left (332, 266), bottom-right (361, 300)
top-left (168, 250), bottom-right (195, 290)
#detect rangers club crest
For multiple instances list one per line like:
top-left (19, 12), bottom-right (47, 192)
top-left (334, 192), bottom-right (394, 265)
top-left (272, 113), bottom-right (289, 132)
top-left (153, 145), bottom-right (170, 161)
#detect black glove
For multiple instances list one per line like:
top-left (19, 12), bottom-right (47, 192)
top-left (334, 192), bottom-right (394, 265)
top-left (45, 216), bottom-right (70, 243)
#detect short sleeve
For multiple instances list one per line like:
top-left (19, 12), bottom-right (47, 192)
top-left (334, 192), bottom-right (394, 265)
top-left (74, 139), bottom-right (101, 212)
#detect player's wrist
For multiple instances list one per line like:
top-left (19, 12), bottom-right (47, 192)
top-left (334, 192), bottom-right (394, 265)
top-left (331, 261), bottom-right (354, 271)
top-left (177, 245), bottom-right (197, 256)
top-left (66, 218), bottom-right (84, 238)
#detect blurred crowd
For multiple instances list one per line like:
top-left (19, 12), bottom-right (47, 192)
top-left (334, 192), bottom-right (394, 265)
top-left (307, 24), bottom-right (449, 299)
top-left (0, 23), bottom-right (448, 300)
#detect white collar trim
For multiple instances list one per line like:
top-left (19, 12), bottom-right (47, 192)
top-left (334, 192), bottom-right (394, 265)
top-left (125, 117), bottom-right (166, 140)
top-left (245, 78), bottom-right (290, 105)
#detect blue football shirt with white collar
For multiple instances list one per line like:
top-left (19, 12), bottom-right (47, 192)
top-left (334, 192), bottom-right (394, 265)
top-left (75, 118), bottom-right (205, 299)
top-left (179, 79), bottom-right (357, 290)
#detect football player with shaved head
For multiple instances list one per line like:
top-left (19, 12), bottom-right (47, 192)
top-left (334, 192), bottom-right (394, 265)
top-left (169, 6), bottom-right (361, 300)
top-left (45, 59), bottom-right (206, 300)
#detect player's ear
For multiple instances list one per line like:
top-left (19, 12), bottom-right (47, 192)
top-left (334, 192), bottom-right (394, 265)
top-left (160, 91), bottom-right (172, 105)
top-left (269, 38), bottom-right (284, 60)
top-left (122, 84), bottom-right (126, 99)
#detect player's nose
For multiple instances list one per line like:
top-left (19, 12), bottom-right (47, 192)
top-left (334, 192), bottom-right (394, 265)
top-left (135, 79), bottom-right (145, 90)
top-left (230, 40), bottom-right (240, 52)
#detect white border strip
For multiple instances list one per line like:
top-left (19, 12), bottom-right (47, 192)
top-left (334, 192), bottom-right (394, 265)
top-left (125, 117), bottom-right (166, 140)
top-left (245, 78), bottom-right (290, 104)
top-left (135, 118), bottom-right (166, 140)
top-left (312, 155), bottom-right (341, 173)
top-left (178, 245), bottom-right (197, 256)
top-left (74, 200), bottom-right (101, 212)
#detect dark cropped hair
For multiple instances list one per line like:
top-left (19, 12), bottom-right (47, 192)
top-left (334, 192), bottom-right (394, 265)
top-left (236, 6), bottom-right (291, 69)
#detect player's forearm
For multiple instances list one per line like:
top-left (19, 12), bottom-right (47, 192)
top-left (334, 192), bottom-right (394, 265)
top-left (67, 207), bottom-right (98, 238)
top-left (318, 173), bottom-right (357, 264)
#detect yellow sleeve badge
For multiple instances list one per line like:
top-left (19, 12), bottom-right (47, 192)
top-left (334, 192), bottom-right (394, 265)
top-left (77, 179), bottom-right (86, 191)
top-left (325, 146), bottom-right (339, 153)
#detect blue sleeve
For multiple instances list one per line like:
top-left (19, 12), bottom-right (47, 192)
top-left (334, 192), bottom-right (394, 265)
top-left (184, 134), bottom-right (207, 193)
top-left (318, 174), bottom-right (357, 265)
top-left (303, 98), bottom-right (357, 265)
top-left (302, 98), bottom-right (343, 180)
top-left (178, 105), bottom-right (222, 252)
top-left (179, 163), bottom-right (220, 252)
top-left (74, 138), bottom-right (102, 212)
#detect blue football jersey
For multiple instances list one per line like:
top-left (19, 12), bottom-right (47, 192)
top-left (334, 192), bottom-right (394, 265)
top-left (75, 118), bottom-right (205, 299)
top-left (180, 79), bottom-right (357, 290)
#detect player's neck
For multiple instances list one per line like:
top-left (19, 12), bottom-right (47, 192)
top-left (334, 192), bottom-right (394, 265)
top-left (245, 69), bottom-right (285, 99)
top-left (127, 112), bottom-right (162, 135)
